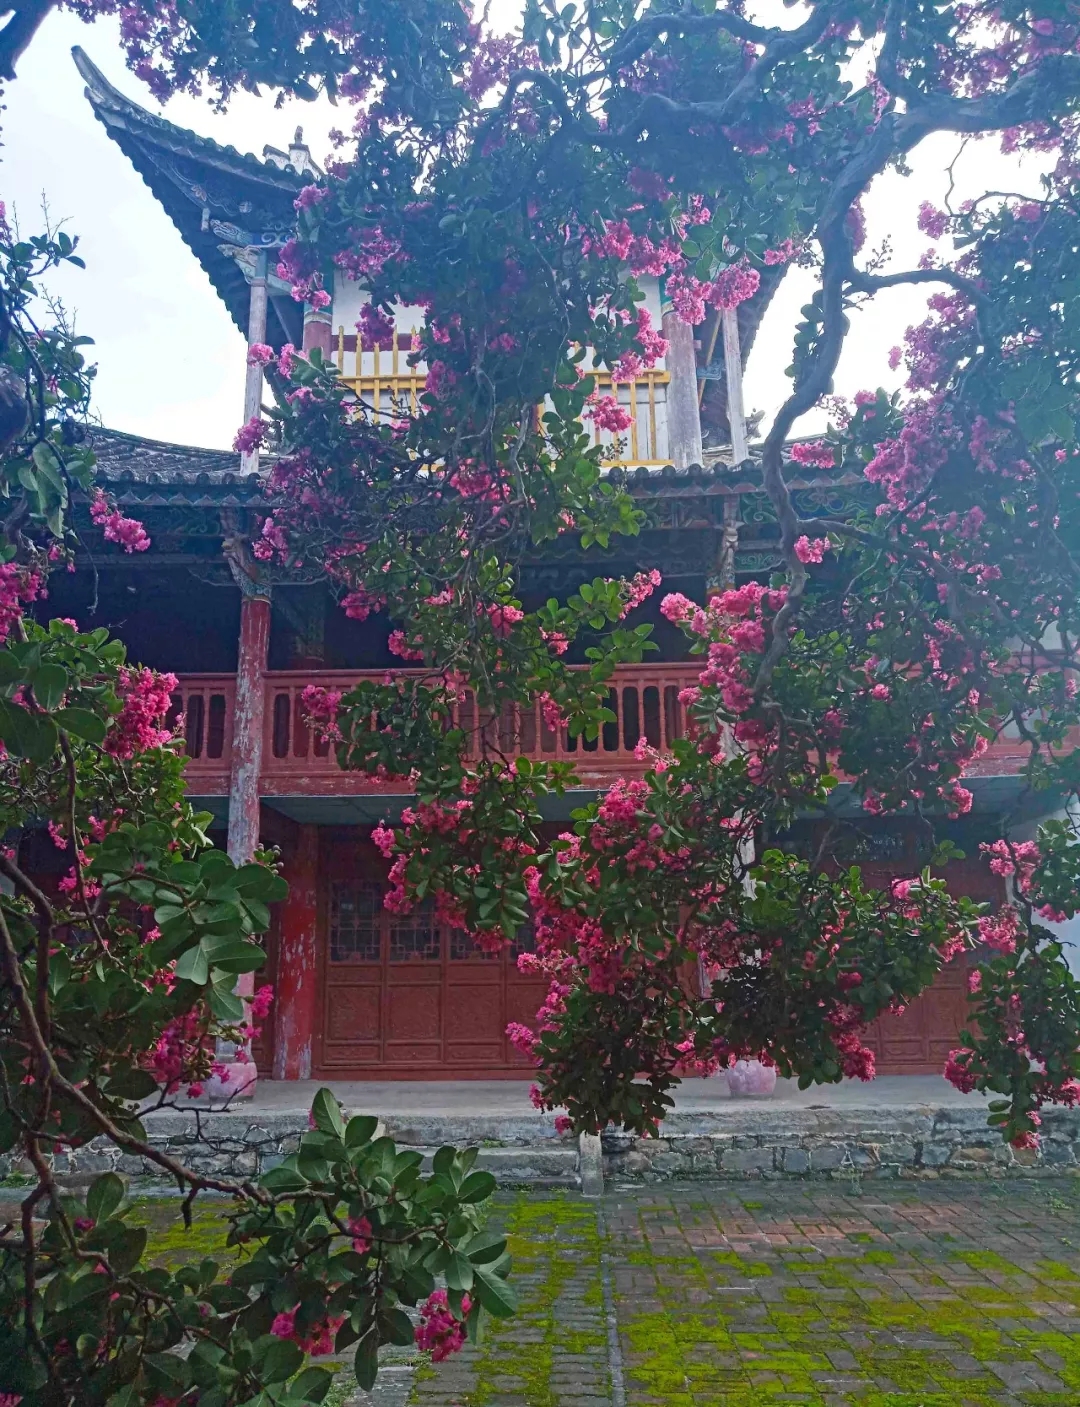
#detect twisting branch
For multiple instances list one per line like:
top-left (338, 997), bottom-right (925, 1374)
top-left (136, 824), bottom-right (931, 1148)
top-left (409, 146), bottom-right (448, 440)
top-left (0, 0), bottom-right (55, 81)
top-left (0, 903), bottom-right (266, 1202)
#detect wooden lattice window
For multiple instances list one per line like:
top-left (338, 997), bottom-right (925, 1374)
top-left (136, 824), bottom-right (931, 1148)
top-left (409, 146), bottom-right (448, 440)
top-left (329, 881), bottom-right (383, 962)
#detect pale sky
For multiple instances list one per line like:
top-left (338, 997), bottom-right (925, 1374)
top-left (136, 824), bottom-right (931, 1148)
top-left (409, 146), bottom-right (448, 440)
top-left (0, 6), bottom-right (1047, 451)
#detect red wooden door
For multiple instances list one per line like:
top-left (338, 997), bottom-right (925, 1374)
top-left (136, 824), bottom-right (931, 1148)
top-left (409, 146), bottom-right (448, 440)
top-left (316, 834), bottom-right (548, 1078)
top-left (859, 853), bottom-right (1004, 1075)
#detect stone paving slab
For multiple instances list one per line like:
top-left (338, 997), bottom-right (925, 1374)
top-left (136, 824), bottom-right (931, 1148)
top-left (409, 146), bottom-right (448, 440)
top-left (372, 1179), bottom-right (1080, 1406)
top-left (606, 1179), bottom-right (1080, 1406)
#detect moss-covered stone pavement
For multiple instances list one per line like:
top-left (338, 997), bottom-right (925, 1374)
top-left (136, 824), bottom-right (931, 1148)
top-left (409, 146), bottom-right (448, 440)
top-left (135, 1178), bottom-right (1080, 1405)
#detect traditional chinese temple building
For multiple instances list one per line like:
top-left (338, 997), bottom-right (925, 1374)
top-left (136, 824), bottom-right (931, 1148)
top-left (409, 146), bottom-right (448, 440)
top-left (48, 49), bottom-right (1057, 1092)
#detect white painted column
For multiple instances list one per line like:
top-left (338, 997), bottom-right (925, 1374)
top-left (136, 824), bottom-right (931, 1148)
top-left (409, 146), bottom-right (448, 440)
top-left (661, 295), bottom-right (704, 469)
top-left (722, 307), bottom-right (748, 467)
top-left (241, 249), bottom-right (269, 475)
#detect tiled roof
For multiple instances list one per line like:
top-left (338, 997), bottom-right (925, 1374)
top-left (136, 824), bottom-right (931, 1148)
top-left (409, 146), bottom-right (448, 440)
top-left (74, 47), bottom-right (305, 346)
top-left (86, 426), bottom-right (862, 512)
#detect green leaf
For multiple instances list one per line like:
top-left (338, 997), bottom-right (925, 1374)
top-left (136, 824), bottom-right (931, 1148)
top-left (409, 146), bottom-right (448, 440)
top-left (174, 944), bottom-right (209, 986)
top-left (54, 706), bottom-right (107, 744)
top-left (105, 1067), bottom-right (160, 1101)
top-left (472, 1265), bottom-right (518, 1318)
top-left (203, 940), bottom-right (267, 974)
top-left (285, 1366), bottom-right (334, 1403)
top-left (311, 1087), bottom-right (346, 1139)
top-left (32, 664), bottom-right (68, 711)
top-left (86, 1171), bottom-right (125, 1223)
top-left (0, 649), bottom-right (25, 686)
top-left (377, 1306), bottom-right (415, 1346)
top-left (257, 1334), bottom-right (304, 1383)
top-left (345, 1114), bottom-right (380, 1150)
top-left (109, 1224), bottom-right (147, 1275)
top-left (465, 1231), bottom-right (508, 1265)
top-left (0, 697), bottom-right (58, 762)
top-left (446, 1251), bottom-right (474, 1292)
top-left (354, 1333), bottom-right (379, 1391)
top-left (260, 1163), bottom-right (309, 1193)
top-left (458, 1169), bottom-right (496, 1203)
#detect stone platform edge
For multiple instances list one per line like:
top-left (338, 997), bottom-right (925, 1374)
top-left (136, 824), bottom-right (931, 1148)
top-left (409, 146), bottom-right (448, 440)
top-left (3, 1102), bottom-right (1077, 1184)
top-left (603, 1104), bottom-right (1080, 1181)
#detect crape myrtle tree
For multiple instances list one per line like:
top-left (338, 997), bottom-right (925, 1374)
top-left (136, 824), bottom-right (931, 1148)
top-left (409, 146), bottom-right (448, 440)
top-left (0, 6), bottom-right (521, 1406)
top-left (248, 0), bottom-right (1080, 1149)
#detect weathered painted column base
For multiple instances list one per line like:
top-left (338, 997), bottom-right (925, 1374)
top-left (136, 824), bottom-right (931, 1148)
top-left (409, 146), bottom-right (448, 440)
top-left (272, 823), bottom-right (319, 1080)
top-left (209, 590), bottom-right (271, 1100)
top-left (579, 1132), bottom-right (604, 1197)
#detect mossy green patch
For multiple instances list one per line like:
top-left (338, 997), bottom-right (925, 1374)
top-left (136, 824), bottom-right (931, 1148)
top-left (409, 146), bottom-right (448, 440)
top-left (129, 1196), bottom-right (238, 1271)
top-left (410, 1191), bottom-right (605, 1406)
top-left (614, 1182), bottom-right (1080, 1406)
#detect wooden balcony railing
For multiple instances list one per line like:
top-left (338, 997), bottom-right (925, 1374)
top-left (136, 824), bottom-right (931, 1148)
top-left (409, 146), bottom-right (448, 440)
top-left (170, 663), bottom-right (1053, 796)
top-left (171, 664), bottom-right (701, 795)
top-left (332, 327), bottom-right (670, 467)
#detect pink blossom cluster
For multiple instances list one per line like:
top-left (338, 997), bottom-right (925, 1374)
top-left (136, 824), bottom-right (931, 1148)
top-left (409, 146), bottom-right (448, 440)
top-left (981, 839), bottom-right (1041, 891)
top-left (146, 1008), bottom-right (215, 1096)
top-left (484, 603), bottom-right (525, 637)
top-left (233, 417), bottom-right (267, 456)
top-left (294, 183), bottom-right (330, 213)
top-left (348, 1214), bottom-right (372, 1253)
top-left (90, 490), bottom-right (151, 553)
top-left (538, 692), bottom-right (567, 732)
top-left (976, 904), bottom-right (1021, 953)
top-left (789, 440), bottom-right (835, 469)
top-left (664, 262), bottom-right (760, 326)
top-left (415, 1289), bottom-right (471, 1362)
top-left (388, 629), bottom-right (426, 660)
top-left (763, 238), bottom-right (803, 265)
top-left (863, 403), bottom-right (948, 510)
top-left (583, 219), bottom-right (685, 279)
top-left (246, 342), bottom-right (274, 367)
top-left (250, 984), bottom-right (274, 1021)
top-left (944, 1048), bottom-right (979, 1093)
top-left (794, 535), bottom-right (830, 565)
top-left (332, 227), bottom-right (401, 285)
top-left (449, 461), bottom-right (506, 501)
top-left (300, 684), bottom-right (344, 742)
top-left (253, 517), bottom-right (289, 563)
top-left (634, 307), bottom-right (669, 365)
top-left (617, 569), bottom-right (662, 617)
top-left (104, 667), bottom-right (177, 759)
top-left (341, 587), bottom-right (386, 621)
top-left (585, 393), bottom-right (633, 434)
top-left (271, 1304), bottom-right (346, 1356)
top-left (372, 823), bottom-right (396, 858)
top-left (357, 302), bottom-right (396, 347)
top-left (507, 1021), bottom-right (538, 1057)
top-left (709, 261), bottom-right (761, 310)
top-left (917, 202), bottom-right (949, 240)
top-left (0, 562), bottom-right (42, 644)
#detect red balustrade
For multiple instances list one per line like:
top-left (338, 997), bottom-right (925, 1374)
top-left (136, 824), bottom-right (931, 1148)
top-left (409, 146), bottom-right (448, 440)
top-left (258, 664), bottom-right (701, 793)
top-left (170, 663), bottom-right (1047, 796)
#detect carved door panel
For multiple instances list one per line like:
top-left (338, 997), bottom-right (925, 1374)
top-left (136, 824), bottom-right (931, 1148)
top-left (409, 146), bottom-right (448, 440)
top-left (316, 834), bottom-right (547, 1078)
top-left (861, 854), bottom-right (1004, 1074)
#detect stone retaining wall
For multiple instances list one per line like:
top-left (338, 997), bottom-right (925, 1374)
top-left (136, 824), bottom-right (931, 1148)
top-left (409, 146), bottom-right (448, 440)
top-left (1, 1108), bottom-right (573, 1183)
top-left (602, 1104), bottom-right (1080, 1182)
top-left (5, 1101), bottom-right (1078, 1187)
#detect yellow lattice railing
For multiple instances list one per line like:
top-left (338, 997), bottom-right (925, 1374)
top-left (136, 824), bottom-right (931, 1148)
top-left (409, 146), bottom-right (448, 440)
top-left (333, 326), bottom-right (671, 465)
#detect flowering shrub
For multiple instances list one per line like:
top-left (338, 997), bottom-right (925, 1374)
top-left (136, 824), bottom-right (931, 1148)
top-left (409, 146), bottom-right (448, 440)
top-left (11, 0), bottom-right (1080, 1394)
top-left (231, 0), bottom-right (1080, 1166)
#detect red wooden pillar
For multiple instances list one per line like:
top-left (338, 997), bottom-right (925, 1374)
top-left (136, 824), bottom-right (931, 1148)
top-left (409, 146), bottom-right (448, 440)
top-left (272, 824), bottom-right (319, 1080)
top-left (207, 591), bottom-right (270, 1099)
top-left (303, 305), bottom-right (333, 359)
